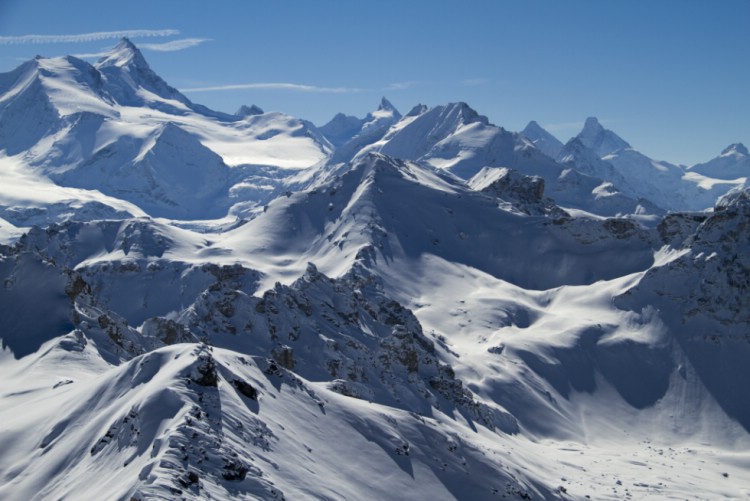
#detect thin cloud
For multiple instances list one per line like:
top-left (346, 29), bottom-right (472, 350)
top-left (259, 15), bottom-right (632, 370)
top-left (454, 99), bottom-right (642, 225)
top-left (385, 81), bottom-right (418, 91)
top-left (139, 38), bottom-right (211, 52)
top-left (461, 78), bottom-right (489, 87)
top-left (181, 83), bottom-right (366, 94)
top-left (71, 38), bottom-right (210, 59)
top-left (0, 29), bottom-right (179, 45)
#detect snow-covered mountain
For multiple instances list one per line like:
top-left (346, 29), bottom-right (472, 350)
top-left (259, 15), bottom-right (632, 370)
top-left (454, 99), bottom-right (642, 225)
top-left (354, 101), bottom-right (536, 179)
top-left (320, 98), bottom-right (401, 147)
top-left (331, 102), bottom-right (659, 219)
top-left (569, 118), bottom-right (689, 209)
top-left (576, 117), bottom-right (631, 157)
top-left (520, 120), bottom-right (564, 158)
top-left (322, 97), bottom-right (402, 164)
top-left (0, 38), bottom-right (332, 224)
top-left (1, 40), bottom-right (750, 500)
top-left (539, 118), bottom-right (746, 212)
top-left (688, 142), bottom-right (750, 180)
top-left (94, 38), bottom-right (230, 118)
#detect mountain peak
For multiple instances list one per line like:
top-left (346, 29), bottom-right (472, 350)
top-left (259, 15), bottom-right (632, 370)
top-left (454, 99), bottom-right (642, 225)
top-left (525, 120), bottom-right (541, 130)
top-left (521, 121), bottom-right (563, 158)
top-left (378, 97), bottom-right (397, 113)
top-left (371, 97), bottom-right (401, 121)
top-left (116, 37), bottom-right (138, 51)
top-left (582, 116), bottom-right (604, 134)
top-left (449, 101), bottom-right (489, 126)
top-left (88, 37), bottom-right (212, 115)
top-left (721, 143), bottom-right (748, 157)
top-left (235, 104), bottom-right (264, 118)
top-left (577, 117), bottom-right (630, 157)
top-left (95, 38), bottom-right (150, 71)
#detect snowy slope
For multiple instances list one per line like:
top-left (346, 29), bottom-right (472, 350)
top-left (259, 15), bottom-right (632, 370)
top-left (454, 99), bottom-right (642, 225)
top-left (221, 153), bottom-right (658, 292)
top-left (51, 122), bottom-right (233, 219)
top-left (4, 201), bottom-right (749, 499)
top-left (0, 153), bottom-right (144, 234)
top-left (0, 342), bottom-right (553, 501)
top-left (0, 216), bottom-right (22, 244)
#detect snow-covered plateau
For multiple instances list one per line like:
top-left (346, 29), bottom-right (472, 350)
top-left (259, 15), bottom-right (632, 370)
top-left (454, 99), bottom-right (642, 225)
top-left (1, 39), bottom-right (749, 500)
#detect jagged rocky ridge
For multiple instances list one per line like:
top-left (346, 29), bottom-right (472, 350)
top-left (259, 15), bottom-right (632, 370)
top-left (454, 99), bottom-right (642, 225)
top-left (1, 223), bottom-right (546, 500)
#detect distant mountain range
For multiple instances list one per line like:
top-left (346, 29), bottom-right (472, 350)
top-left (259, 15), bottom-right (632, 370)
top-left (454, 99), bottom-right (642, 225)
top-left (1, 39), bottom-right (749, 500)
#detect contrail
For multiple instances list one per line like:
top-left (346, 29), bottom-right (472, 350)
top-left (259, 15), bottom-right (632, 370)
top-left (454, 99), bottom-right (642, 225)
top-left (0, 29), bottom-right (179, 45)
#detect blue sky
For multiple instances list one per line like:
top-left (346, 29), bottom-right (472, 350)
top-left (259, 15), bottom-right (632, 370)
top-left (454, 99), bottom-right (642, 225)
top-left (1, 0), bottom-right (748, 165)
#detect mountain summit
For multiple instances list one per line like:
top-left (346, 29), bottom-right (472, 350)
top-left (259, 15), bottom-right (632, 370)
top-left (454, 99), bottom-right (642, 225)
top-left (93, 37), bottom-right (201, 113)
top-left (520, 120), bottom-right (564, 158)
top-left (95, 37), bottom-right (150, 71)
top-left (577, 117), bottom-right (631, 157)
top-left (721, 142), bottom-right (749, 157)
top-left (376, 96), bottom-right (400, 116)
top-left (322, 98), bottom-right (402, 162)
top-left (688, 142), bottom-right (750, 180)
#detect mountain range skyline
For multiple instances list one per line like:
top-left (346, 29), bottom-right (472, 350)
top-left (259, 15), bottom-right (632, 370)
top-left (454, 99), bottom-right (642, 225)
top-left (1, 37), bottom-right (747, 226)
top-left (1, 0), bottom-right (748, 166)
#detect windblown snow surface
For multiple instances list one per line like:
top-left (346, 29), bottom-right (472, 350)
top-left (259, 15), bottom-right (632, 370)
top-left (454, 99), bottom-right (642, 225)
top-left (1, 40), bottom-right (750, 500)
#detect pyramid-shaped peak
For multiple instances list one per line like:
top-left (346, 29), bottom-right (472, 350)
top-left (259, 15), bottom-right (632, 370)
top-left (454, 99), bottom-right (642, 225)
top-left (521, 121), bottom-right (563, 158)
top-left (522, 120), bottom-right (550, 136)
top-left (95, 38), bottom-right (150, 71)
top-left (378, 97), bottom-right (397, 112)
top-left (371, 97), bottom-right (401, 120)
top-left (116, 37), bottom-right (138, 51)
top-left (577, 117), bottom-right (630, 157)
top-left (446, 101), bottom-right (489, 126)
top-left (582, 116), bottom-right (604, 132)
top-left (721, 143), bottom-right (748, 156)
